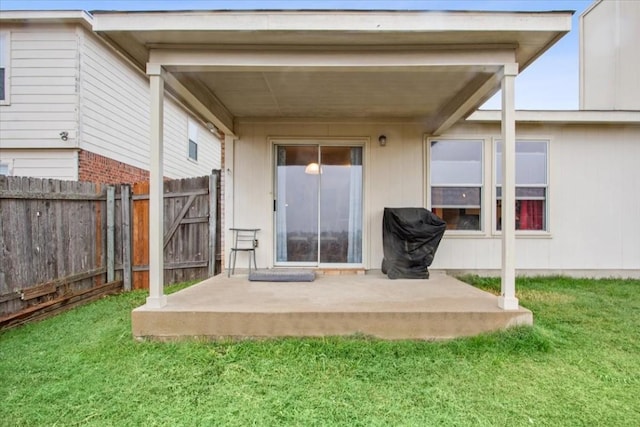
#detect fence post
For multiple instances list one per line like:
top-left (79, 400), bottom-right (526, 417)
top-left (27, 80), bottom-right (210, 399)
top-left (208, 172), bottom-right (219, 277)
top-left (121, 185), bottom-right (132, 291)
top-left (107, 186), bottom-right (115, 282)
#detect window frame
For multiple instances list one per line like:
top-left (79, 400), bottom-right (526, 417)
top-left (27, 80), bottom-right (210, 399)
top-left (492, 138), bottom-right (550, 235)
top-left (187, 118), bottom-right (198, 162)
top-left (0, 31), bottom-right (11, 105)
top-left (425, 137), bottom-right (487, 235)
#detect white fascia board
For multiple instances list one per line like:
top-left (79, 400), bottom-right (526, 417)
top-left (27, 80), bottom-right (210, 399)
top-left (467, 110), bottom-right (640, 124)
top-left (151, 48), bottom-right (514, 70)
top-left (92, 10), bottom-right (571, 33)
top-left (0, 10), bottom-right (93, 28)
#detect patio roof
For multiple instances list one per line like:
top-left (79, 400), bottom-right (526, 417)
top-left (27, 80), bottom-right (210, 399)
top-left (91, 10), bottom-right (572, 135)
top-left (87, 9), bottom-right (572, 312)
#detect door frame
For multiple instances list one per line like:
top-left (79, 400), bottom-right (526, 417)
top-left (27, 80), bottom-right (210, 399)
top-left (270, 137), bottom-right (369, 269)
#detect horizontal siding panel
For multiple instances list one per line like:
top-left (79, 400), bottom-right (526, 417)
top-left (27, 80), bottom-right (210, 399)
top-left (11, 40), bottom-right (79, 50)
top-left (0, 149), bottom-right (78, 180)
top-left (11, 67), bottom-right (77, 77)
top-left (0, 103), bottom-right (77, 113)
top-left (79, 31), bottom-right (151, 166)
top-left (13, 59), bottom-right (77, 69)
top-left (0, 120), bottom-right (77, 130)
top-left (11, 85), bottom-right (77, 95)
top-left (163, 99), bottom-right (222, 179)
top-left (0, 140), bottom-right (79, 149)
top-left (11, 31), bottom-right (78, 41)
top-left (0, 129), bottom-right (75, 140)
top-left (81, 114), bottom-right (149, 148)
top-left (12, 50), bottom-right (77, 59)
top-left (82, 101), bottom-right (149, 139)
top-left (0, 111), bottom-right (77, 121)
top-left (0, 27), bottom-right (79, 150)
top-left (13, 158), bottom-right (75, 168)
top-left (1, 150), bottom-right (78, 160)
top-left (10, 166), bottom-right (76, 180)
top-left (82, 83), bottom-right (149, 122)
top-left (82, 61), bottom-right (149, 104)
top-left (9, 94), bottom-right (78, 104)
top-left (80, 129), bottom-right (148, 157)
top-left (11, 76), bottom-right (77, 86)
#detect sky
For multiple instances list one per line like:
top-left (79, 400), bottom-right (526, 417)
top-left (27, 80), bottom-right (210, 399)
top-left (0, 0), bottom-right (595, 110)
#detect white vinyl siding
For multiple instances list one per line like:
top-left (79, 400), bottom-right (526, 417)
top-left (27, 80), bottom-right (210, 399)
top-left (0, 149), bottom-right (78, 180)
top-left (188, 119), bottom-right (198, 161)
top-left (79, 30), bottom-right (221, 178)
top-left (79, 30), bottom-right (150, 171)
top-left (0, 26), bottom-right (79, 148)
top-left (0, 31), bottom-right (10, 104)
top-left (163, 99), bottom-right (222, 177)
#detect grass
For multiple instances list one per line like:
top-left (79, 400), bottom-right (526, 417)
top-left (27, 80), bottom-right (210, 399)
top-left (1, 277), bottom-right (639, 426)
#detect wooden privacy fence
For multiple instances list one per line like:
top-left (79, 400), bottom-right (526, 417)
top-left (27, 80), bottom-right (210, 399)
top-left (0, 172), bottom-right (220, 328)
top-left (132, 174), bottom-right (221, 289)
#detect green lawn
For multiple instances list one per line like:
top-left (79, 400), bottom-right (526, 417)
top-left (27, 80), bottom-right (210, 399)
top-left (1, 277), bottom-right (639, 426)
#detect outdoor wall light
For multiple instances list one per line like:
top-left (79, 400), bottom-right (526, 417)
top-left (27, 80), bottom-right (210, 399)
top-left (378, 135), bottom-right (387, 146)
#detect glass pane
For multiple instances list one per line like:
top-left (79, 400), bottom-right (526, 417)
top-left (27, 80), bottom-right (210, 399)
top-left (188, 139), bottom-right (198, 160)
top-left (0, 68), bottom-right (5, 101)
top-left (431, 187), bottom-right (480, 207)
top-left (496, 187), bottom-right (546, 199)
top-left (431, 140), bottom-right (482, 185)
top-left (496, 199), bottom-right (546, 231)
top-left (276, 146), bottom-right (319, 262)
top-left (319, 147), bottom-right (362, 263)
top-left (496, 140), bottom-right (547, 185)
top-left (431, 207), bottom-right (481, 231)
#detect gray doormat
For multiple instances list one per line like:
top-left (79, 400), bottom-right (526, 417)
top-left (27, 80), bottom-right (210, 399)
top-left (248, 269), bottom-right (315, 282)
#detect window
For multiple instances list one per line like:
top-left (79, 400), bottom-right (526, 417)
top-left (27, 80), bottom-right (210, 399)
top-left (496, 140), bottom-right (548, 231)
top-left (0, 163), bottom-right (9, 176)
top-left (0, 32), bottom-right (9, 104)
top-left (429, 139), bottom-right (483, 231)
top-left (188, 119), bottom-right (198, 161)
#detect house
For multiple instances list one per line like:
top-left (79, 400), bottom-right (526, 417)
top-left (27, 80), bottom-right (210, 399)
top-left (0, 11), bottom-right (221, 183)
top-left (2, 1), bottom-right (639, 315)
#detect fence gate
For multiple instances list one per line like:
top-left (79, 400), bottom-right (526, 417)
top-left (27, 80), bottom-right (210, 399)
top-left (132, 173), bottom-right (220, 290)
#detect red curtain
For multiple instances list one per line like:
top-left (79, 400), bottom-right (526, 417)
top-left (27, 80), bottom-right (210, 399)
top-left (518, 200), bottom-right (543, 230)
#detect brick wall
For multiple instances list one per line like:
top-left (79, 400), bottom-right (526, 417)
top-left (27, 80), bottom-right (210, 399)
top-left (78, 150), bottom-right (149, 184)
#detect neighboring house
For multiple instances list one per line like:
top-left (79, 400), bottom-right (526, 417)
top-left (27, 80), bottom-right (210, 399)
top-left (0, 12), bottom-right (221, 183)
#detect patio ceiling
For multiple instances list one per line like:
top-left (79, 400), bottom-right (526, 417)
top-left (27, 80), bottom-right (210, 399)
top-left (92, 10), bottom-right (572, 135)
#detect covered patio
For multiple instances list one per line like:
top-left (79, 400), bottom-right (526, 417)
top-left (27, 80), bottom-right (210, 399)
top-left (92, 9), bottom-right (571, 339)
top-left (132, 271), bottom-right (532, 340)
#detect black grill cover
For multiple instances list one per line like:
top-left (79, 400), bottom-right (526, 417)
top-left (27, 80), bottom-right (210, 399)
top-left (382, 208), bottom-right (446, 279)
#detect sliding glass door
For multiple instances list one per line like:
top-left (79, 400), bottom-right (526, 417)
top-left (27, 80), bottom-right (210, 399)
top-left (275, 145), bottom-right (363, 266)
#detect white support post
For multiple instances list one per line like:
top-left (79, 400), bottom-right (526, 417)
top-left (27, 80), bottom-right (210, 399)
top-left (499, 63), bottom-right (519, 310)
top-left (146, 64), bottom-right (167, 308)
top-left (223, 134), bottom-right (235, 274)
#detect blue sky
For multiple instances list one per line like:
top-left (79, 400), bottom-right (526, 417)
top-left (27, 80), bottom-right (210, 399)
top-left (0, 0), bottom-right (594, 110)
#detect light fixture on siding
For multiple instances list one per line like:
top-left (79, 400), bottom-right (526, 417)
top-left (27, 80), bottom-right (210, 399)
top-left (378, 135), bottom-right (387, 146)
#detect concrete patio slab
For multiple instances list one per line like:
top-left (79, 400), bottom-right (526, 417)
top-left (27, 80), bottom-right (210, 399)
top-left (132, 271), bottom-right (532, 340)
